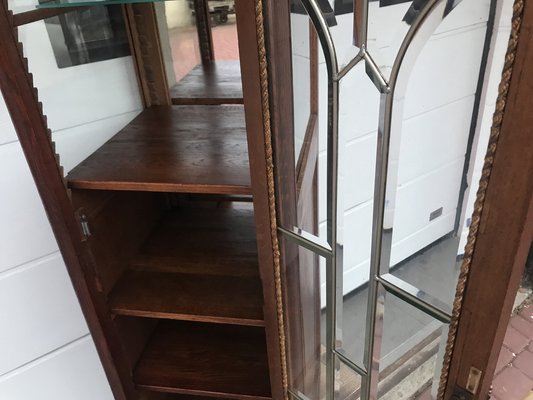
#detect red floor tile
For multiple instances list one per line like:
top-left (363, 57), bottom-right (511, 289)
top-left (492, 366), bottom-right (533, 400)
top-left (511, 314), bottom-right (533, 338)
top-left (520, 305), bottom-right (533, 322)
top-left (513, 349), bottom-right (533, 379)
top-left (504, 325), bottom-right (530, 354)
top-left (496, 346), bottom-right (516, 373)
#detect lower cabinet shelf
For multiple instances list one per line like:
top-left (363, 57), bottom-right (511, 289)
top-left (134, 320), bottom-right (272, 400)
top-left (108, 206), bottom-right (265, 327)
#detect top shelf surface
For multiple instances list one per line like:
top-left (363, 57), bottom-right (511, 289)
top-left (67, 105), bottom-right (252, 195)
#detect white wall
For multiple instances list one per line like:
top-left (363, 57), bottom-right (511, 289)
top-left (458, 0), bottom-right (514, 251)
top-left (0, 15), bottom-right (143, 399)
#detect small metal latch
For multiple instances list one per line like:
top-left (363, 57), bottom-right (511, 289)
top-left (75, 210), bottom-right (91, 241)
top-left (466, 366), bottom-right (482, 395)
top-left (451, 386), bottom-right (474, 400)
top-left (80, 217), bottom-right (91, 239)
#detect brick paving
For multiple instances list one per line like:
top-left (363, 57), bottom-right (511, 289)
top-left (492, 304), bottom-right (533, 400)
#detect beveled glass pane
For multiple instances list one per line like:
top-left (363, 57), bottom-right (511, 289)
top-left (333, 61), bottom-right (380, 368)
top-left (327, 3), bottom-right (360, 69)
top-left (366, 0), bottom-right (492, 80)
top-left (291, 2), bottom-right (313, 165)
top-left (380, 0), bottom-right (493, 307)
top-left (19, 0), bottom-right (168, 11)
top-left (376, 292), bottom-right (448, 400)
top-left (286, 243), bottom-right (326, 400)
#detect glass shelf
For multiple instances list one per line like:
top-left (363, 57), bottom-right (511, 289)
top-left (35, 0), bottom-right (168, 10)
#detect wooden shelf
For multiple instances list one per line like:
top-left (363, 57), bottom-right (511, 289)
top-left (170, 61), bottom-right (243, 105)
top-left (134, 320), bottom-right (272, 399)
top-left (67, 106), bottom-right (251, 195)
top-left (109, 207), bottom-right (264, 326)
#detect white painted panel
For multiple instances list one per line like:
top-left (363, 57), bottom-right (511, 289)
top-left (344, 201), bottom-right (374, 271)
top-left (397, 96), bottom-right (475, 184)
top-left (435, 0), bottom-right (491, 35)
top-left (0, 253), bottom-right (88, 375)
top-left (483, 27), bottom-right (512, 107)
top-left (0, 94), bottom-right (17, 146)
top-left (0, 142), bottom-right (58, 273)
top-left (53, 111), bottom-right (141, 173)
top-left (390, 212), bottom-right (457, 266)
top-left (392, 159), bottom-right (463, 245)
top-left (403, 25), bottom-right (487, 118)
top-left (0, 336), bottom-right (114, 400)
top-left (17, 21), bottom-right (142, 133)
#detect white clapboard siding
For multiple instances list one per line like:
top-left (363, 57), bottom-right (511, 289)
top-left (0, 8), bottom-right (143, 397)
top-left (17, 20), bottom-right (142, 133)
top-left (0, 336), bottom-right (114, 400)
top-left (0, 142), bottom-right (59, 273)
top-left (0, 253), bottom-right (89, 375)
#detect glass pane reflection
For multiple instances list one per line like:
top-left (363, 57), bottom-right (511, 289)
top-left (386, 0), bottom-right (492, 307)
top-left (287, 244), bottom-right (326, 400)
top-left (377, 292), bottom-right (448, 400)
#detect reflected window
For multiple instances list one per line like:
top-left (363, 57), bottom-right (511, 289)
top-left (40, 5), bottom-right (130, 69)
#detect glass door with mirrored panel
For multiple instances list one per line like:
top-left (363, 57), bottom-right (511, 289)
top-left (278, 0), bottom-right (516, 399)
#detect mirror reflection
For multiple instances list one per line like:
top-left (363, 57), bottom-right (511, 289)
top-left (288, 0), bottom-right (514, 398)
top-left (158, 1), bottom-right (242, 105)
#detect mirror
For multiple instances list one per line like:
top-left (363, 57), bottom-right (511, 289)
top-left (157, 0), bottom-right (242, 105)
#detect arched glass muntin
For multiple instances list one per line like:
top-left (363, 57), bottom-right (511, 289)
top-left (278, 0), bottom-right (479, 399)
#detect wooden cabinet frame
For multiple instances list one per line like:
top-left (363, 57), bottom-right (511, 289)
top-left (0, 1), bottom-right (290, 399)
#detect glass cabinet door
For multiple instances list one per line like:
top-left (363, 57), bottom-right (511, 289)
top-left (278, 0), bottom-right (513, 399)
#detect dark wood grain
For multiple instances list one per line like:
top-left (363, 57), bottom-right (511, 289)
top-left (235, 1), bottom-right (291, 398)
top-left (124, 4), bottom-right (171, 107)
top-left (134, 321), bottom-right (272, 399)
top-left (67, 106), bottom-right (252, 195)
top-left (109, 207), bottom-right (264, 326)
top-left (72, 190), bottom-right (163, 295)
top-left (131, 207), bottom-right (260, 276)
top-left (170, 61), bottom-right (243, 105)
top-left (110, 270), bottom-right (264, 326)
top-left (444, 2), bottom-right (533, 398)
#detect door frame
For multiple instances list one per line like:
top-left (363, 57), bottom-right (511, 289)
top-left (441, 0), bottom-right (533, 398)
